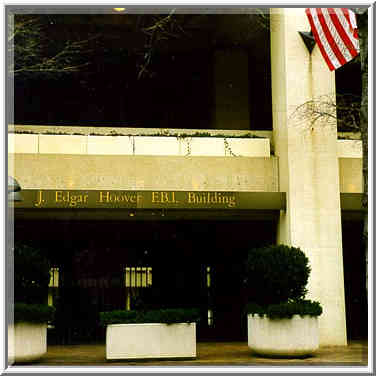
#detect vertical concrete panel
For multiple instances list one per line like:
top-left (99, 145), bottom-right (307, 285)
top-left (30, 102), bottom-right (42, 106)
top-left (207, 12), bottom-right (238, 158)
top-left (271, 8), bottom-right (347, 346)
top-left (8, 134), bottom-right (39, 153)
top-left (39, 135), bottom-right (87, 154)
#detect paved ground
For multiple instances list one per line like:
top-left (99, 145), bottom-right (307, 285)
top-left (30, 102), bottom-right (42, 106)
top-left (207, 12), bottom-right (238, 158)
top-left (13, 340), bottom-right (368, 368)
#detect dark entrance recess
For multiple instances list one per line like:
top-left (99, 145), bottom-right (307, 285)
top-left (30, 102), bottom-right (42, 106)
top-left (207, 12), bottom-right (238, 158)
top-left (342, 220), bottom-right (368, 340)
top-left (14, 218), bottom-right (276, 344)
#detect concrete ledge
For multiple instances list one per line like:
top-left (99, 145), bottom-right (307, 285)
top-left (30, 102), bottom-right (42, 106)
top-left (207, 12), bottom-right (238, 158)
top-left (9, 124), bottom-right (273, 139)
top-left (134, 136), bottom-right (180, 156)
top-left (225, 138), bottom-right (270, 157)
top-left (8, 134), bottom-right (38, 154)
top-left (185, 137), bottom-right (225, 156)
top-left (39, 135), bottom-right (87, 154)
top-left (337, 140), bottom-right (362, 158)
top-left (87, 135), bottom-right (133, 155)
top-left (9, 133), bottom-right (271, 157)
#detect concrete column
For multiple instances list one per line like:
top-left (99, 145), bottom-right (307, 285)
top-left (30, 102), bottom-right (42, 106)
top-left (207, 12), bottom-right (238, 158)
top-left (270, 8), bottom-right (347, 346)
top-left (213, 49), bottom-right (250, 130)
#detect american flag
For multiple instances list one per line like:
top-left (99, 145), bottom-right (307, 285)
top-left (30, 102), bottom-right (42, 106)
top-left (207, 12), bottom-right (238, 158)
top-left (305, 8), bottom-right (359, 71)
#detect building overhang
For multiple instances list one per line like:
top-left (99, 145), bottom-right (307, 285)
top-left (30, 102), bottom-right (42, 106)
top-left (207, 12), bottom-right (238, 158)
top-left (13, 189), bottom-right (286, 210)
top-left (340, 193), bottom-right (365, 221)
top-left (12, 189), bottom-right (285, 221)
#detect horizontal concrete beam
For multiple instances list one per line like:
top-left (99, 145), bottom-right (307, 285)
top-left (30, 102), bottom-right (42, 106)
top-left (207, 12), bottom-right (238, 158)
top-left (8, 133), bottom-right (271, 157)
top-left (9, 154), bottom-right (279, 192)
top-left (337, 140), bottom-right (362, 158)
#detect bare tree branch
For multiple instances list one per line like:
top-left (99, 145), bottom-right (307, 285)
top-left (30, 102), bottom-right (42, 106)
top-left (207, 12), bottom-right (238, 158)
top-left (291, 93), bottom-right (361, 131)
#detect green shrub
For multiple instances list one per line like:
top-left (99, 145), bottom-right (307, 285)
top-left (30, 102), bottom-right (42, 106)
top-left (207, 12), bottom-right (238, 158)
top-left (244, 244), bottom-right (322, 319)
top-left (244, 244), bottom-right (310, 306)
top-left (99, 310), bottom-right (139, 326)
top-left (99, 308), bottom-right (200, 326)
top-left (13, 243), bottom-right (53, 324)
top-left (14, 303), bottom-right (55, 323)
top-left (14, 242), bottom-right (51, 305)
top-left (245, 300), bottom-right (323, 319)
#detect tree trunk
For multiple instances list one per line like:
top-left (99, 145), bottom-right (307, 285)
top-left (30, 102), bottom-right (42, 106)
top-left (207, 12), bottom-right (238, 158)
top-left (356, 9), bottom-right (368, 297)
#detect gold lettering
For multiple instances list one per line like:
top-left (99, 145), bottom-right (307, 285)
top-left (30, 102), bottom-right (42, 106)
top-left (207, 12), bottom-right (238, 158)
top-left (186, 191), bottom-right (236, 208)
top-left (99, 191), bottom-right (110, 203)
top-left (172, 192), bottom-right (178, 203)
top-left (228, 195), bottom-right (236, 208)
top-left (129, 195), bottom-right (137, 203)
top-left (188, 192), bottom-right (196, 204)
top-left (55, 191), bottom-right (64, 203)
top-left (34, 190), bottom-right (45, 207)
top-left (69, 194), bottom-right (78, 207)
top-left (161, 192), bottom-right (169, 203)
top-left (98, 191), bottom-right (140, 205)
top-left (152, 192), bottom-right (160, 203)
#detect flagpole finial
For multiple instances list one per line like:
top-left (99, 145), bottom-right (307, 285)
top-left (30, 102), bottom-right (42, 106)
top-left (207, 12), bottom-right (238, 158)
top-left (299, 31), bottom-right (316, 54)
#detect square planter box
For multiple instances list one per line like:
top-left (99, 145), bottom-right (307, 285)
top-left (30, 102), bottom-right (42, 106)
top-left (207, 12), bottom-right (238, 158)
top-left (106, 323), bottom-right (196, 360)
top-left (8, 322), bottom-right (47, 364)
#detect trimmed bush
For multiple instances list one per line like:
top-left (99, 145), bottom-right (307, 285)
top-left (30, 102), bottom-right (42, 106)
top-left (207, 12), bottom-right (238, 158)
top-left (13, 242), bottom-right (53, 325)
top-left (14, 242), bottom-right (51, 305)
top-left (245, 299), bottom-right (323, 319)
top-left (14, 303), bottom-right (55, 323)
top-left (100, 308), bottom-right (200, 327)
top-left (244, 244), bottom-right (310, 306)
top-left (244, 244), bottom-right (322, 319)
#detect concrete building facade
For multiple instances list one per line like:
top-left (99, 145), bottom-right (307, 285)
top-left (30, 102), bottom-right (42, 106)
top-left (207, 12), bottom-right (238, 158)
top-left (8, 8), bottom-right (366, 346)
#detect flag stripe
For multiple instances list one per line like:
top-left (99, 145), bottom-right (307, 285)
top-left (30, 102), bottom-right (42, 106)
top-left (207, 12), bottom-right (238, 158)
top-left (322, 8), bottom-right (353, 63)
top-left (342, 8), bottom-right (353, 31)
top-left (348, 9), bottom-right (358, 30)
top-left (345, 8), bottom-right (359, 39)
top-left (306, 8), bottom-right (337, 70)
top-left (305, 7), bottom-right (359, 71)
top-left (328, 8), bottom-right (359, 58)
top-left (318, 8), bottom-right (347, 66)
top-left (338, 8), bottom-right (359, 46)
top-left (333, 8), bottom-right (359, 56)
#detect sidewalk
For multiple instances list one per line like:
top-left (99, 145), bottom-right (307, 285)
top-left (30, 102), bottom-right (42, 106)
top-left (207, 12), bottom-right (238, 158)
top-left (15, 340), bottom-right (368, 367)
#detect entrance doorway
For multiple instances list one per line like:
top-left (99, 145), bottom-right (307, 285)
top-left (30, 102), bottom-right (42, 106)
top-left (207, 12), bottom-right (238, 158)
top-left (14, 217), bottom-right (276, 343)
top-left (342, 220), bottom-right (368, 340)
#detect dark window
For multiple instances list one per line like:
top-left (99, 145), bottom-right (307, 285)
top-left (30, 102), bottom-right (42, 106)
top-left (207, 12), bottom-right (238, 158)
top-left (335, 60), bottom-right (361, 132)
top-left (13, 13), bottom-right (272, 131)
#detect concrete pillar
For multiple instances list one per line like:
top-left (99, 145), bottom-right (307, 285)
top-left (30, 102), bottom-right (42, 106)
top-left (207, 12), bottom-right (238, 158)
top-left (270, 8), bottom-right (347, 346)
top-left (213, 49), bottom-right (250, 130)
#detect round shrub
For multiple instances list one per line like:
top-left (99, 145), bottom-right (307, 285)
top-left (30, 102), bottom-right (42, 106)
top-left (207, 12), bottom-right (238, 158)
top-left (244, 244), bottom-right (311, 306)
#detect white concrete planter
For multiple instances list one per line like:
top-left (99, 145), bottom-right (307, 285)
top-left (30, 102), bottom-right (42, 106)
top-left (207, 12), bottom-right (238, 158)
top-left (8, 322), bottom-right (47, 363)
top-left (247, 314), bottom-right (319, 357)
top-left (106, 323), bottom-right (196, 360)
